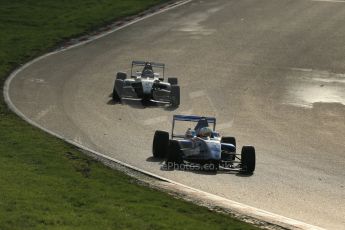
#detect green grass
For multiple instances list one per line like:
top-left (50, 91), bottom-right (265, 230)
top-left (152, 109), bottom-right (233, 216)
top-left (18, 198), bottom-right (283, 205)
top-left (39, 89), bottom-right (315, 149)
top-left (0, 1), bottom-right (260, 229)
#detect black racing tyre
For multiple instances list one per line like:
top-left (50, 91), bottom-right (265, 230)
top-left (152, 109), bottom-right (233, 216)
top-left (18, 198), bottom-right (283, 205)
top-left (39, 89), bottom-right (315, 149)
top-left (221, 136), bottom-right (236, 147)
top-left (221, 137), bottom-right (236, 160)
top-left (152, 131), bottom-right (169, 158)
top-left (207, 161), bottom-right (219, 171)
top-left (112, 79), bottom-right (123, 101)
top-left (168, 77), bottom-right (178, 85)
top-left (116, 72), bottom-right (127, 80)
top-left (170, 85), bottom-right (180, 107)
top-left (241, 146), bottom-right (256, 174)
top-left (141, 95), bottom-right (151, 104)
top-left (166, 140), bottom-right (183, 169)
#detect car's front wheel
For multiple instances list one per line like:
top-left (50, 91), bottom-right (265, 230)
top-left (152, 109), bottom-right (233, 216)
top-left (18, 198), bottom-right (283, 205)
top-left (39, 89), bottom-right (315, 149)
top-left (112, 79), bottom-right (123, 102)
top-left (166, 140), bottom-right (183, 170)
top-left (240, 146), bottom-right (256, 174)
top-left (170, 85), bottom-right (180, 107)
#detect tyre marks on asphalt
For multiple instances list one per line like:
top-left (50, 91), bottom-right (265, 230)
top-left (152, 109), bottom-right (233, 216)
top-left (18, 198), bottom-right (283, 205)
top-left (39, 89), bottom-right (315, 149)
top-left (34, 105), bottom-right (56, 121)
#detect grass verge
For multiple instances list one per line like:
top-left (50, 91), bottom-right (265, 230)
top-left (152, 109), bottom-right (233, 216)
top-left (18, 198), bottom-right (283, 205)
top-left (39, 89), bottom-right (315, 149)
top-left (0, 1), bottom-right (259, 229)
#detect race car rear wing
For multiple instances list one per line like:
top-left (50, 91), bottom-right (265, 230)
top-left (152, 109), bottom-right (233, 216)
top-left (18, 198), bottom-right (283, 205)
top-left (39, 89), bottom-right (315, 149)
top-left (131, 61), bottom-right (165, 78)
top-left (172, 115), bottom-right (216, 139)
top-left (132, 61), bottom-right (165, 68)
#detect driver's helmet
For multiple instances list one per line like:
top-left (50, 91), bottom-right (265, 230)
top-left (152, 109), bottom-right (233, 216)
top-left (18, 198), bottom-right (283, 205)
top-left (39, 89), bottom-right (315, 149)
top-left (142, 69), bottom-right (154, 78)
top-left (144, 63), bottom-right (153, 70)
top-left (197, 127), bottom-right (212, 138)
top-left (185, 128), bottom-right (195, 138)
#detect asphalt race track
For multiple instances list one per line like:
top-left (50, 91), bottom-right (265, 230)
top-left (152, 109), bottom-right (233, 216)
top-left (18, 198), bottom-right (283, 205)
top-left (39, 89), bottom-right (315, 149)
top-left (7, 0), bottom-right (345, 229)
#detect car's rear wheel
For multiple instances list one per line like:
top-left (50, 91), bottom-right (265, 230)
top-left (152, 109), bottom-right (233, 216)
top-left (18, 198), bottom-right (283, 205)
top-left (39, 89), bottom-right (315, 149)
top-left (116, 72), bottom-right (127, 80)
top-left (112, 79), bottom-right (124, 101)
top-left (240, 146), bottom-right (256, 174)
top-left (221, 137), bottom-right (236, 160)
top-left (205, 160), bottom-right (219, 171)
top-left (170, 85), bottom-right (180, 107)
top-left (152, 131), bottom-right (169, 158)
top-left (168, 77), bottom-right (178, 85)
top-left (221, 136), bottom-right (236, 147)
top-left (166, 140), bottom-right (183, 170)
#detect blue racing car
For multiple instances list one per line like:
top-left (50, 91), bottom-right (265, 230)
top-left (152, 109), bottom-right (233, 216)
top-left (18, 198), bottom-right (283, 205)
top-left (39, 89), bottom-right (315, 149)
top-left (152, 115), bottom-right (256, 174)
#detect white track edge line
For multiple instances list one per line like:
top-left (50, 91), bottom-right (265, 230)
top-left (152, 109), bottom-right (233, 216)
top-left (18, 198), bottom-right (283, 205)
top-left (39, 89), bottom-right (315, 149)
top-left (3, 1), bottom-right (325, 229)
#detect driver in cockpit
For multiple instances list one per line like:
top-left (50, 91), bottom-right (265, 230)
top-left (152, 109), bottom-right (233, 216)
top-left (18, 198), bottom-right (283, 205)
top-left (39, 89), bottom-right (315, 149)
top-left (185, 126), bottom-right (212, 139)
top-left (197, 126), bottom-right (212, 139)
top-left (141, 63), bottom-right (154, 78)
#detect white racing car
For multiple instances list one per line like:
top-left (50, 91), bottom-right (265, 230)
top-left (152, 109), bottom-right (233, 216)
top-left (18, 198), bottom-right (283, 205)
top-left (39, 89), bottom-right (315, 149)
top-left (152, 115), bottom-right (256, 174)
top-left (112, 61), bottom-right (180, 107)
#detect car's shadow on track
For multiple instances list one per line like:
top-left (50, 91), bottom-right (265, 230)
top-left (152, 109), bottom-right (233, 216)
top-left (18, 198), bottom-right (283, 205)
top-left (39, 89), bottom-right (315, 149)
top-left (158, 163), bottom-right (254, 177)
top-left (107, 96), bottom-right (178, 111)
top-left (125, 100), bottom-right (157, 109)
top-left (106, 98), bottom-right (147, 108)
top-left (159, 167), bottom-right (217, 175)
top-left (107, 99), bottom-right (118, 105)
top-left (234, 172), bottom-right (253, 177)
top-left (146, 156), bottom-right (163, 163)
top-left (145, 157), bottom-right (254, 176)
